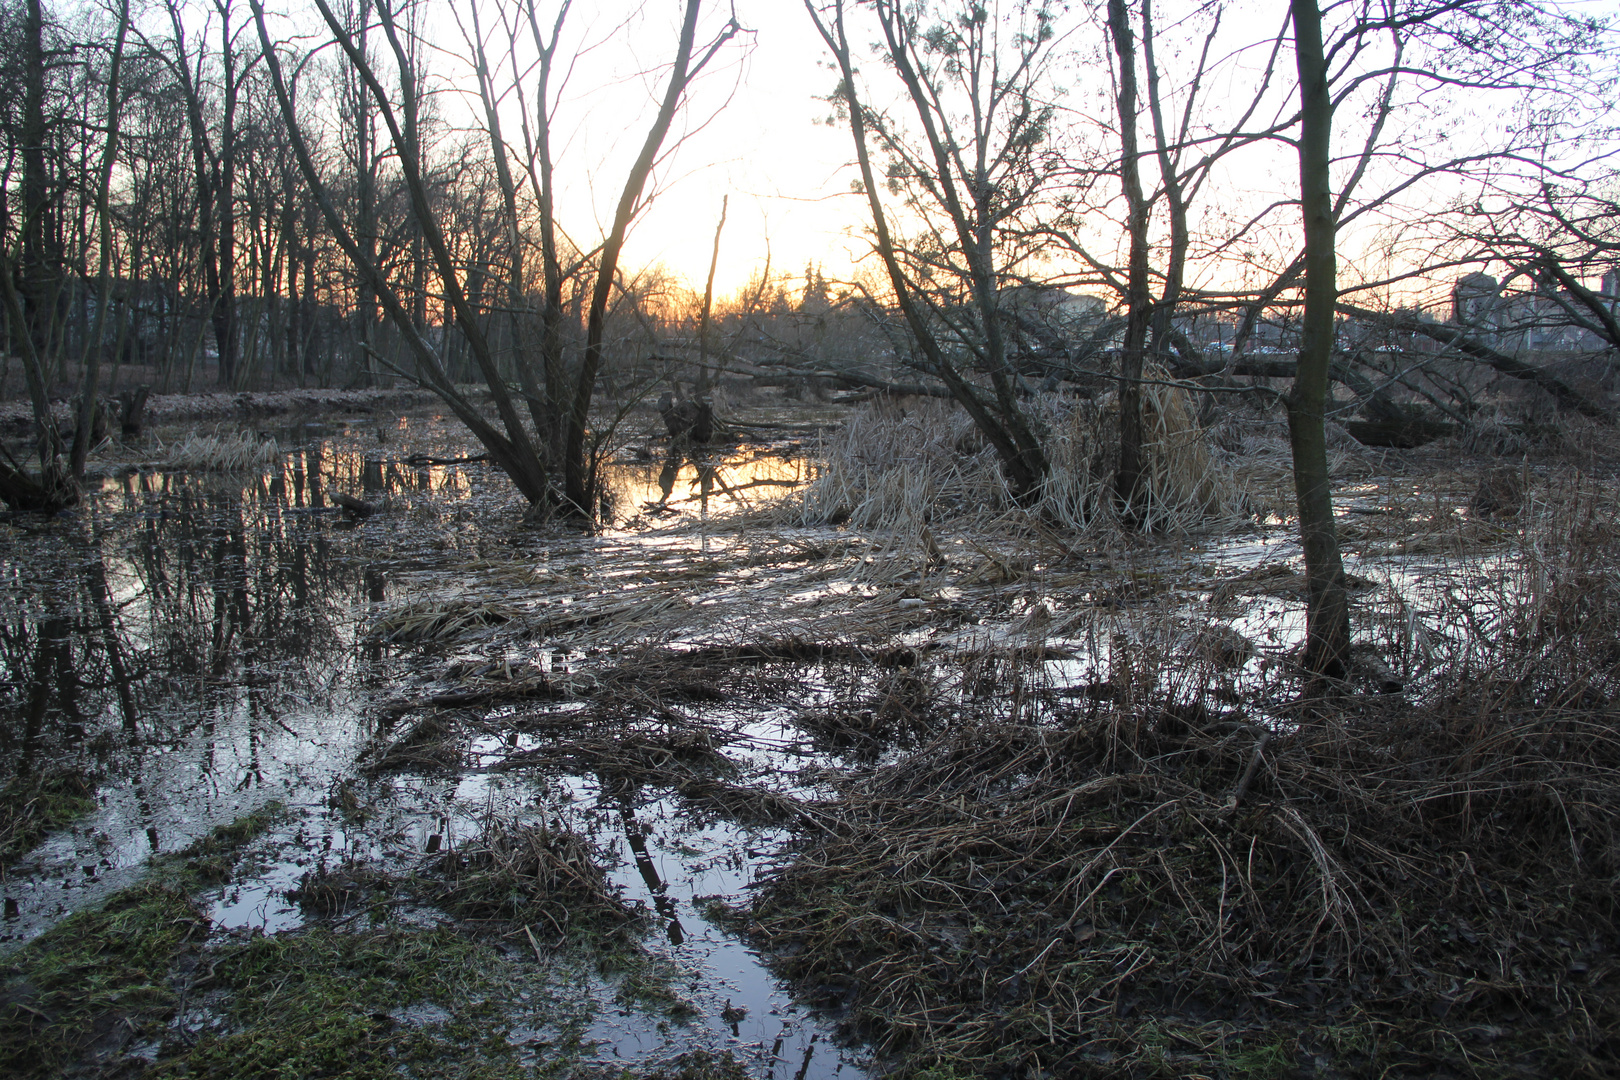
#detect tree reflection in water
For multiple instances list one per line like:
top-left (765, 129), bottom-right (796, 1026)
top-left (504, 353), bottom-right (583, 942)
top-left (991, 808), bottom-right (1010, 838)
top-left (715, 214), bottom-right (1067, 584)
top-left (0, 443), bottom-right (470, 864)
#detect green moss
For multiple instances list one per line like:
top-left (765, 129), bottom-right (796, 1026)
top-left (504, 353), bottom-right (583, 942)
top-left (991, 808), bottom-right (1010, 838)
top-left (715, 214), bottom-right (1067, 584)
top-left (1222, 1035), bottom-right (1294, 1080)
top-left (173, 801), bottom-right (289, 860)
top-left (634, 1049), bottom-right (751, 1080)
top-left (0, 881), bottom-right (206, 1079)
top-left (0, 803), bottom-right (299, 1078)
top-left (149, 926), bottom-right (580, 1080)
top-left (156, 801), bottom-right (291, 891)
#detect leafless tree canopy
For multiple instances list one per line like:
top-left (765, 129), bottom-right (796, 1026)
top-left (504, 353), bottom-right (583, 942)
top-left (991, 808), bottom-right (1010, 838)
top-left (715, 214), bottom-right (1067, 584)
top-left (0, 0), bottom-right (1612, 538)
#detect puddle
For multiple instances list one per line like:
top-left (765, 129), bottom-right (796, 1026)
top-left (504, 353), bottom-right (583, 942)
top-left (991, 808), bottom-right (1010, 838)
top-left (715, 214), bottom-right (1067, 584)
top-left (583, 782), bottom-right (863, 1077)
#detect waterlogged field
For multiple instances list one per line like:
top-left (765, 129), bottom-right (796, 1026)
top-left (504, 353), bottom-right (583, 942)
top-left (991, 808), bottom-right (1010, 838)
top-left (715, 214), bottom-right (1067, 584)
top-left (0, 399), bottom-right (1616, 1079)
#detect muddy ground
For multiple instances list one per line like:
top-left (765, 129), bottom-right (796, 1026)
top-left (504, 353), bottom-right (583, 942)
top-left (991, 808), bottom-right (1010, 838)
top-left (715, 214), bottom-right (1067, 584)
top-left (0, 389), bottom-right (1616, 1079)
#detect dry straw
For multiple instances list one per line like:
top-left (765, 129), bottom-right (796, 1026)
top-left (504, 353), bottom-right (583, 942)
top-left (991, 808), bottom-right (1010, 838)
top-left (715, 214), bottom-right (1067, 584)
top-left (741, 488), bottom-right (1620, 1078)
top-left (779, 375), bottom-right (1242, 538)
top-left (158, 429), bottom-right (282, 471)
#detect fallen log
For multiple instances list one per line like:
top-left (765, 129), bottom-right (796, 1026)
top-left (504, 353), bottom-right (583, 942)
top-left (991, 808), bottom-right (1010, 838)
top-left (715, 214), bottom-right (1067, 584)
top-left (1336, 302), bottom-right (1610, 423)
top-left (330, 491), bottom-right (376, 517)
top-left (1342, 415), bottom-right (1457, 448)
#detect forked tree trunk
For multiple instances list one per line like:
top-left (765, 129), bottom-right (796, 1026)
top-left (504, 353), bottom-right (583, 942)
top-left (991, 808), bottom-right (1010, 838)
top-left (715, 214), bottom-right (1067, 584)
top-left (563, 0), bottom-right (738, 516)
top-left (1107, 0), bottom-right (1151, 520)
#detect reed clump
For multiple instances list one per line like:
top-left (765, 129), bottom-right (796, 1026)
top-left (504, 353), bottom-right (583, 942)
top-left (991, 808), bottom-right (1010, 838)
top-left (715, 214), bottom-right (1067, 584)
top-left (427, 821), bottom-right (640, 935)
top-left (783, 383), bottom-right (1241, 538)
top-left (158, 429), bottom-right (282, 471)
top-left (369, 599), bottom-right (520, 643)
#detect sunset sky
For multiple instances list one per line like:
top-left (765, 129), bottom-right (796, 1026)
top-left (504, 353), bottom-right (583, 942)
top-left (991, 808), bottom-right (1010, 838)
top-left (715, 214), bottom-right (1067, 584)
top-left (276, 0), bottom-right (1620, 307)
top-left (437, 0), bottom-right (876, 300)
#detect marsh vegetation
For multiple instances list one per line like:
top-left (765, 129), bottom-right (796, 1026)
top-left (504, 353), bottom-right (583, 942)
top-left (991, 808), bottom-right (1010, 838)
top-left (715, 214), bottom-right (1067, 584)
top-left (0, 378), bottom-right (1615, 1078)
top-left (2, 0), bottom-right (1620, 1075)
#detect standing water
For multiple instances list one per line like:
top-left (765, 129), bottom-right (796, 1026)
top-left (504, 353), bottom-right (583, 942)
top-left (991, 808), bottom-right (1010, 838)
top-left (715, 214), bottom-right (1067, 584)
top-left (0, 413), bottom-right (864, 1078)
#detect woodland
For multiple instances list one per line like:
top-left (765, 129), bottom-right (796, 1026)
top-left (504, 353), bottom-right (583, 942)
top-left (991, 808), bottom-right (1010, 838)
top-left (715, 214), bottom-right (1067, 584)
top-left (0, 0), bottom-right (1618, 1078)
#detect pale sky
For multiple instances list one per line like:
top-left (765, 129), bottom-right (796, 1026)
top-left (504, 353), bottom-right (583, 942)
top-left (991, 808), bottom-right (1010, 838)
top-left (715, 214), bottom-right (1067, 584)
top-left (432, 0), bottom-right (872, 300)
top-left (609, 1), bottom-right (868, 296)
top-left (279, 0), bottom-right (1619, 306)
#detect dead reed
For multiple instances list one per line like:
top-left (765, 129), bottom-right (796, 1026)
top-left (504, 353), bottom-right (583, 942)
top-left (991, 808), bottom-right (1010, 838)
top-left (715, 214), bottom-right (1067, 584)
top-left (426, 821), bottom-right (640, 936)
top-left (741, 506), bottom-right (1620, 1078)
top-left (779, 386), bottom-right (1241, 539)
top-left (157, 429), bottom-right (282, 471)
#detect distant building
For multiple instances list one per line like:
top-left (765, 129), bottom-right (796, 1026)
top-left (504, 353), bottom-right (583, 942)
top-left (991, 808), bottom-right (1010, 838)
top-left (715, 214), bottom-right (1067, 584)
top-left (1449, 270), bottom-right (1610, 353)
top-left (1452, 272), bottom-right (1503, 332)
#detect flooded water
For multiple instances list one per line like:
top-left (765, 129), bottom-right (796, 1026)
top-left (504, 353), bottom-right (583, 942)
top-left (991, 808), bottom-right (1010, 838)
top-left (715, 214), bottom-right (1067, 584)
top-left (0, 414), bottom-right (867, 1076)
top-left (1, 405), bottom-right (1528, 1077)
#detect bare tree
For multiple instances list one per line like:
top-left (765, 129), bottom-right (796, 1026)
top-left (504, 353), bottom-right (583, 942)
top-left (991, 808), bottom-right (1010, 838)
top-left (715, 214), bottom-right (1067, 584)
top-left (68, 0), bottom-right (131, 479)
top-left (1045, 0), bottom-right (1291, 516)
top-left (1287, 0), bottom-right (1349, 677)
top-left (0, 0), bottom-right (74, 510)
top-left (805, 0), bottom-right (1064, 502)
top-left (1452, 180), bottom-right (1620, 363)
top-left (251, 0), bottom-right (740, 516)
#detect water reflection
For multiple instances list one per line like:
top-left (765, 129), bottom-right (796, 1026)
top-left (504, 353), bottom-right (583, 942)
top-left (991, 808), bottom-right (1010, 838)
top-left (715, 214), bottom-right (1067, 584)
top-left (0, 434), bottom-right (816, 925)
top-left (611, 447), bottom-right (812, 524)
top-left (0, 428), bottom-right (505, 937)
top-left (0, 428), bottom-right (864, 1075)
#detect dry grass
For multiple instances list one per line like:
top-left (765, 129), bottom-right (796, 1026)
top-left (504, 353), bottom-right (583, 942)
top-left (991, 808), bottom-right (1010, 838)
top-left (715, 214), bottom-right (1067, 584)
top-left (369, 599), bottom-right (522, 643)
top-left (338, 413), bottom-right (1620, 1076)
top-left (157, 429), bottom-right (282, 471)
top-left (733, 501), bottom-right (1620, 1079)
top-left (426, 820), bottom-right (641, 935)
top-left (777, 384), bottom-right (1241, 539)
top-left (333, 457), bottom-right (1620, 1077)
top-left (1089, 373), bottom-right (1243, 533)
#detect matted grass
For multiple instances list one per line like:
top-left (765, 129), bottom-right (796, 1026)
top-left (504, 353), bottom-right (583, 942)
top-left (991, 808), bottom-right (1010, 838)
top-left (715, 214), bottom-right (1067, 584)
top-left (313, 407), bottom-right (1620, 1078)
top-left (728, 501), bottom-right (1620, 1079)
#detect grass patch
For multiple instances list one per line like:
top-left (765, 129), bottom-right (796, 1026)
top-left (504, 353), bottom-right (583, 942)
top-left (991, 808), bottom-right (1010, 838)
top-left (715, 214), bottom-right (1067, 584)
top-left (0, 881), bottom-right (206, 1078)
top-left (147, 926), bottom-right (546, 1080)
top-left (0, 803), bottom-right (293, 1078)
top-left (158, 800), bottom-right (290, 890)
top-left (0, 770), bottom-right (97, 869)
top-left (426, 820), bottom-right (644, 938)
top-left (636, 1050), bottom-right (751, 1079)
top-left (158, 430), bottom-right (281, 472)
top-left (145, 904), bottom-right (700, 1079)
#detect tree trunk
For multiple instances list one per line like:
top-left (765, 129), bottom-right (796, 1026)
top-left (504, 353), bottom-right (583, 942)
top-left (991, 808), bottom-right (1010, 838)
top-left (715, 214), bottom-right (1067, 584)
top-left (1107, 0), bottom-right (1151, 521)
top-left (1288, 0), bottom-right (1349, 678)
top-left (351, 0), bottom-right (377, 389)
top-left (695, 195), bottom-right (727, 398)
top-left (20, 0), bottom-right (54, 365)
top-left (71, 0), bottom-right (130, 479)
top-left (564, 0), bottom-right (735, 516)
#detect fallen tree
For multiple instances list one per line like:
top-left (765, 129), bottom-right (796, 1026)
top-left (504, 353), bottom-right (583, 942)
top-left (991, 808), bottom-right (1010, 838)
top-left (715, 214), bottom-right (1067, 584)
top-left (1337, 301), bottom-right (1611, 423)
